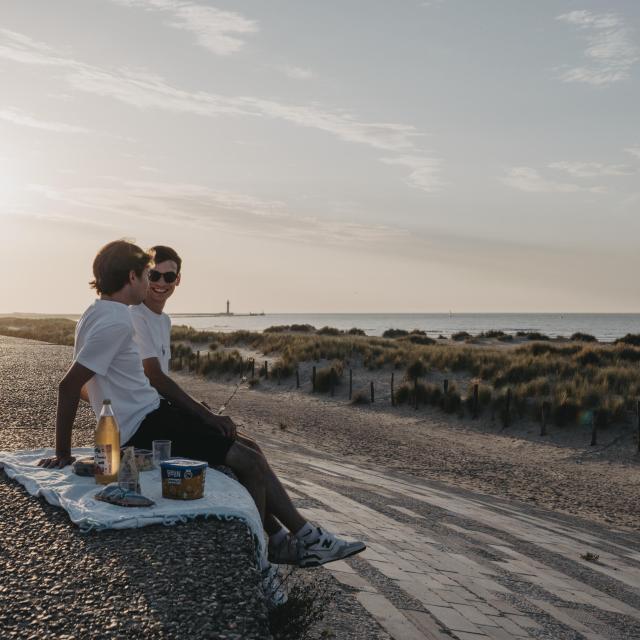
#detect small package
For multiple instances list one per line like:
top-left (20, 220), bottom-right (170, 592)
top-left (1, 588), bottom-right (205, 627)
top-left (94, 484), bottom-right (155, 508)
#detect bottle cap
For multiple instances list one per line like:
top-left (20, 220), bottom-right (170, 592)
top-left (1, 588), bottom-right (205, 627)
top-left (102, 399), bottom-right (112, 405)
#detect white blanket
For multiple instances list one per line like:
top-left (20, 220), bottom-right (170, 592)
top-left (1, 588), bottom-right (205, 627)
top-left (0, 447), bottom-right (265, 564)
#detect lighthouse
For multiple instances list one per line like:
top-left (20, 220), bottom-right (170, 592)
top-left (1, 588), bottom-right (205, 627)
top-left (226, 300), bottom-right (230, 315)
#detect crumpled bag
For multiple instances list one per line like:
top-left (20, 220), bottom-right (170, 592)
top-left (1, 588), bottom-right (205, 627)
top-left (94, 484), bottom-right (155, 508)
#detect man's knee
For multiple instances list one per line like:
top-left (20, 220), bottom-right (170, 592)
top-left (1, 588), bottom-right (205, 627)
top-left (238, 435), bottom-right (263, 455)
top-left (225, 442), bottom-right (267, 477)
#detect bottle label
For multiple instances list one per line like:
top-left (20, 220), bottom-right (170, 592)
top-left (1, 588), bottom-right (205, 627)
top-left (95, 444), bottom-right (113, 476)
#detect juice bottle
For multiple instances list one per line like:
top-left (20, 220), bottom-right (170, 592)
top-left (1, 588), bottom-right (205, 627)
top-left (95, 399), bottom-right (120, 484)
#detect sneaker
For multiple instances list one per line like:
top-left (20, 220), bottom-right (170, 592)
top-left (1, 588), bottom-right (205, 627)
top-left (298, 526), bottom-right (366, 568)
top-left (261, 563), bottom-right (288, 610)
top-left (268, 534), bottom-right (301, 565)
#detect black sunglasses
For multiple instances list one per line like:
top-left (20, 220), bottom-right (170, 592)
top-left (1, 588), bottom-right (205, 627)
top-left (149, 269), bottom-right (178, 283)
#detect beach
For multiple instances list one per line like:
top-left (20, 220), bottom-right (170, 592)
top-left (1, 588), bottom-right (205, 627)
top-left (3, 334), bottom-right (640, 639)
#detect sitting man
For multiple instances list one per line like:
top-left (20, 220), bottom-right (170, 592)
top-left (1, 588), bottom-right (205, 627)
top-left (129, 245), bottom-right (364, 568)
top-left (38, 240), bottom-right (364, 606)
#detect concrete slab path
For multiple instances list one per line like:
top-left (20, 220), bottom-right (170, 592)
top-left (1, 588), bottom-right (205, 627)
top-left (258, 434), bottom-right (640, 640)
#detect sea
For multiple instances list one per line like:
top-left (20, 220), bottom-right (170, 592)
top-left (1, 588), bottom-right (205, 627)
top-left (168, 313), bottom-right (640, 343)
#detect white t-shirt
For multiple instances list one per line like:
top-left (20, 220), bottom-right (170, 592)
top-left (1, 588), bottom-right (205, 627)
top-left (129, 303), bottom-right (171, 373)
top-left (74, 299), bottom-right (160, 443)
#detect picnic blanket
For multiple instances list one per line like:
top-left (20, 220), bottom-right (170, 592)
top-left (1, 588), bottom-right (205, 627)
top-left (0, 447), bottom-right (266, 564)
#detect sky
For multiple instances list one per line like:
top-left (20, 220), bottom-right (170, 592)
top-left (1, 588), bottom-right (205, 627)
top-left (0, 0), bottom-right (639, 314)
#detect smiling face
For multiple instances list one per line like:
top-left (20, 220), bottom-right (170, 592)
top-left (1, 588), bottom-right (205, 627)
top-left (146, 259), bottom-right (180, 308)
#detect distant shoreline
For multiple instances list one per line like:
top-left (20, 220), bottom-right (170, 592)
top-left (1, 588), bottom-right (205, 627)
top-left (1, 311), bottom-right (639, 342)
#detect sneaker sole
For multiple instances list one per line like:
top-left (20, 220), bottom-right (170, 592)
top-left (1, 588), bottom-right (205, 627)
top-left (298, 542), bottom-right (366, 568)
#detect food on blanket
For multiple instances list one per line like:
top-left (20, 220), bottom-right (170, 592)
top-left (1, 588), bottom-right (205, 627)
top-left (72, 457), bottom-right (96, 477)
top-left (95, 399), bottom-right (120, 485)
top-left (94, 484), bottom-right (155, 508)
top-left (161, 458), bottom-right (207, 500)
top-left (118, 446), bottom-right (140, 494)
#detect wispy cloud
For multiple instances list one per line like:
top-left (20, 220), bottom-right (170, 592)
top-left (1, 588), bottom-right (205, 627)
top-left (556, 10), bottom-right (639, 85)
top-left (28, 180), bottom-right (409, 246)
top-left (502, 167), bottom-right (606, 194)
top-left (0, 29), bottom-right (442, 189)
top-left (379, 155), bottom-right (445, 193)
top-left (624, 146), bottom-right (640, 160)
top-left (279, 64), bottom-right (313, 80)
top-left (109, 0), bottom-right (258, 56)
top-left (548, 160), bottom-right (633, 177)
top-left (0, 28), bottom-right (65, 66)
top-left (0, 107), bottom-right (92, 133)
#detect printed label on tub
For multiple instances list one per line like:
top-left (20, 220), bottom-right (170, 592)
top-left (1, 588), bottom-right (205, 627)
top-left (160, 458), bottom-right (207, 500)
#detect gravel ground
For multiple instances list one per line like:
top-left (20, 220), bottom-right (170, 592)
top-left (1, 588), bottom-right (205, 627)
top-left (0, 336), bottom-right (270, 640)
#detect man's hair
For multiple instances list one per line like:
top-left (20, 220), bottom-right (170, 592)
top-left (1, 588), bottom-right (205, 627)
top-left (149, 245), bottom-right (182, 274)
top-left (90, 240), bottom-right (154, 295)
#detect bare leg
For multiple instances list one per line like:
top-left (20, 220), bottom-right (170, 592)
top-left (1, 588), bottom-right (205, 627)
top-left (238, 435), bottom-right (285, 535)
top-left (224, 442), bottom-right (267, 524)
top-left (237, 434), bottom-right (306, 534)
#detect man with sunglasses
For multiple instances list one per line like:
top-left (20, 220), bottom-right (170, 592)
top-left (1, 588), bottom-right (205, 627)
top-left (129, 246), bottom-right (366, 597)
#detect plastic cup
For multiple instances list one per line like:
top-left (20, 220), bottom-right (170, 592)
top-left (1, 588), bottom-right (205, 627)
top-left (152, 440), bottom-right (172, 468)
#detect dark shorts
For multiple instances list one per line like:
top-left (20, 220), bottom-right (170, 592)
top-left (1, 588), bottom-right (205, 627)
top-left (125, 400), bottom-right (235, 466)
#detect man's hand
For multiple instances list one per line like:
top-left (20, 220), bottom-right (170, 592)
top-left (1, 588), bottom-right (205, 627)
top-left (38, 454), bottom-right (76, 469)
top-left (204, 414), bottom-right (237, 440)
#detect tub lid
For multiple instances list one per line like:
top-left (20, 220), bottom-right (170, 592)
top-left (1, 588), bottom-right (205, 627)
top-left (160, 457), bottom-right (208, 468)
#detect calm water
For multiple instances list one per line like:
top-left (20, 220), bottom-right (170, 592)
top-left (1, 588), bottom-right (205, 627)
top-left (169, 313), bottom-right (640, 343)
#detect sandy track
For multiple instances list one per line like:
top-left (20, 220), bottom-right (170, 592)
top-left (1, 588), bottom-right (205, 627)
top-left (178, 371), bottom-right (640, 531)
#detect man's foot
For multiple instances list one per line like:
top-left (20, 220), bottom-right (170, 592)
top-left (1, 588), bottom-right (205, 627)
top-left (268, 534), bottom-right (301, 565)
top-left (261, 564), bottom-right (288, 610)
top-left (298, 526), bottom-right (366, 568)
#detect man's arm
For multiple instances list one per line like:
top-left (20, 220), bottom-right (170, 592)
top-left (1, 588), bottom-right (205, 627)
top-left (142, 358), bottom-right (236, 439)
top-left (38, 363), bottom-right (96, 469)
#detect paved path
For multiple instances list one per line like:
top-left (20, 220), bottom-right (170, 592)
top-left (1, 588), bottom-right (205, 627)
top-left (259, 434), bottom-right (640, 640)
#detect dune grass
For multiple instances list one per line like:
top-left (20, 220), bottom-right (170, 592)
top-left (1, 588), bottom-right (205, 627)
top-left (3, 316), bottom-right (639, 429)
top-left (200, 327), bottom-right (640, 428)
top-left (0, 317), bottom-right (76, 346)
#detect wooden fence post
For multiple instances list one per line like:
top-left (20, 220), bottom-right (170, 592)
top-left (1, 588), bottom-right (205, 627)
top-left (349, 368), bottom-right (353, 400)
top-left (504, 389), bottom-right (511, 428)
top-left (370, 381), bottom-right (375, 403)
top-left (264, 360), bottom-right (268, 379)
top-left (196, 351), bottom-right (200, 368)
top-left (391, 372), bottom-right (395, 407)
top-left (251, 358), bottom-right (255, 378)
top-left (312, 366), bottom-right (316, 392)
top-left (443, 379), bottom-right (449, 394)
top-left (541, 401), bottom-right (548, 436)
top-left (296, 368), bottom-right (300, 389)
top-left (472, 383), bottom-right (479, 419)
